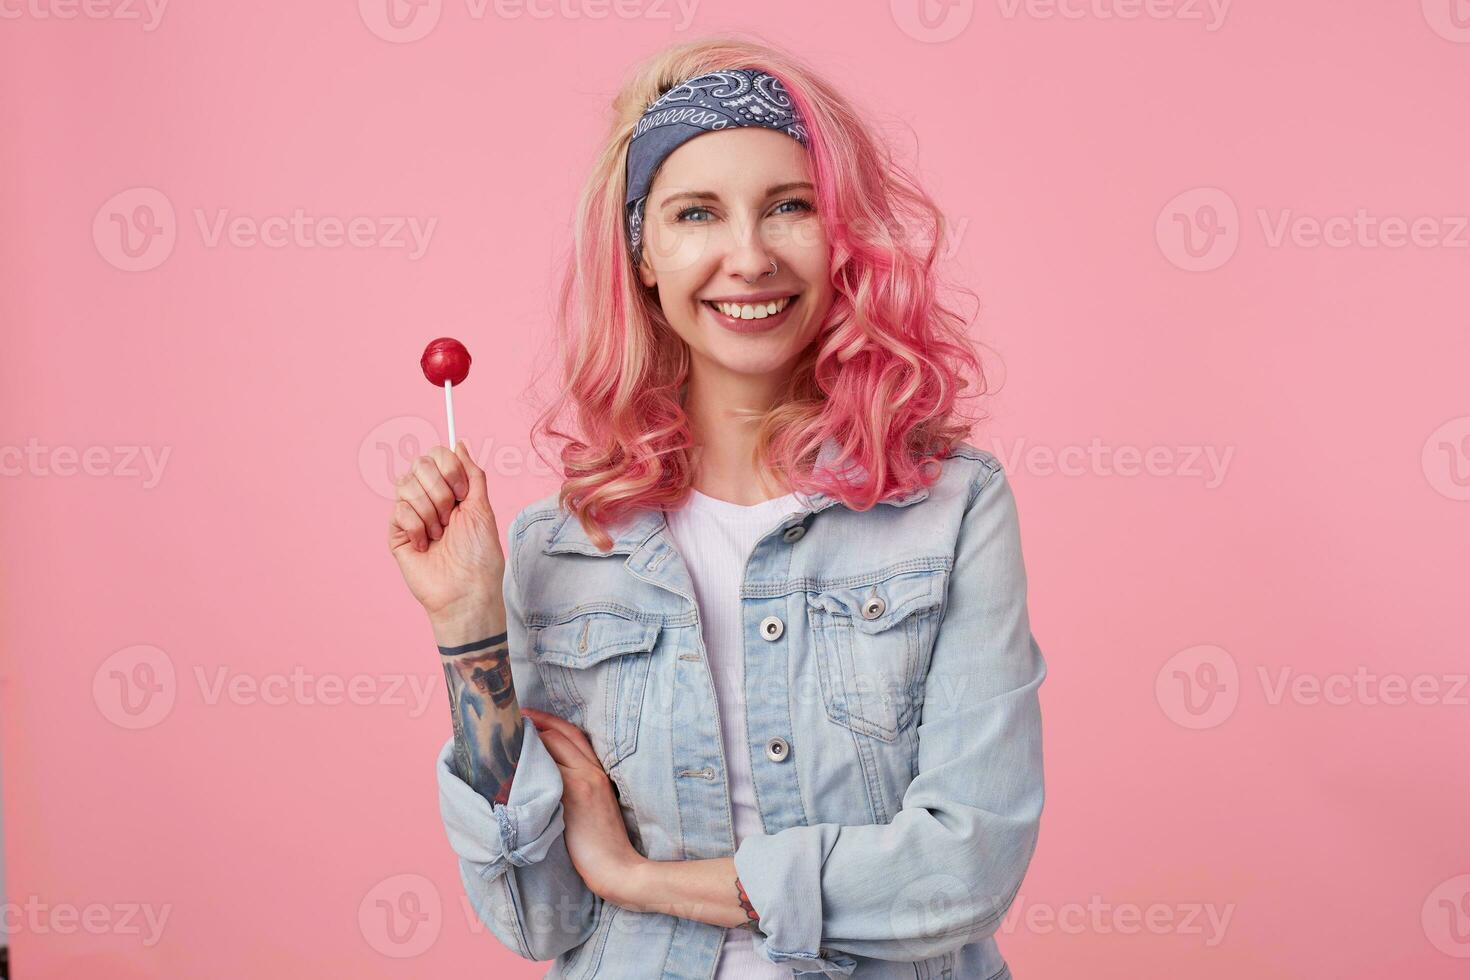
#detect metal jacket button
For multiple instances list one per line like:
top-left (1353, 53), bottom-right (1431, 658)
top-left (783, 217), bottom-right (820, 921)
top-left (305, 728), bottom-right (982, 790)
top-left (759, 615), bottom-right (784, 641)
top-left (781, 523), bottom-right (806, 543)
top-left (765, 737), bottom-right (790, 762)
top-left (861, 596), bottom-right (886, 620)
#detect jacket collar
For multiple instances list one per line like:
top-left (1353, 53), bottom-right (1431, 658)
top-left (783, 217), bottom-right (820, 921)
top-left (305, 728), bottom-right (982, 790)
top-left (543, 436), bottom-right (930, 557)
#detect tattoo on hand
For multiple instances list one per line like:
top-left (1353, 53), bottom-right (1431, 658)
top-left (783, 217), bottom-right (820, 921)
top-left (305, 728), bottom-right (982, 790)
top-left (735, 876), bottom-right (759, 927)
top-left (440, 633), bottom-right (523, 806)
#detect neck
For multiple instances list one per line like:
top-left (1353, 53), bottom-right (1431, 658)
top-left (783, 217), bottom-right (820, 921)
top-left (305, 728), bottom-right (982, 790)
top-left (682, 373), bottom-right (792, 505)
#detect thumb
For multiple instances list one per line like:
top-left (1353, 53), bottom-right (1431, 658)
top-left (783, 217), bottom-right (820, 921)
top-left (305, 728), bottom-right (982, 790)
top-left (454, 440), bottom-right (489, 506)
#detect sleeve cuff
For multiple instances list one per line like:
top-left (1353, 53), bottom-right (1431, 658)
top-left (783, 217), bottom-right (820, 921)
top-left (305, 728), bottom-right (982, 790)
top-left (435, 718), bottom-right (565, 883)
top-left (734, 829), bottom-right (858, 977)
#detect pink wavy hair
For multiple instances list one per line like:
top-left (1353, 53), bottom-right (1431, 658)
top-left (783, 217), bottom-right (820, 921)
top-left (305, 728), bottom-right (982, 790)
top-left (529, 32), bottom-right (990, 552)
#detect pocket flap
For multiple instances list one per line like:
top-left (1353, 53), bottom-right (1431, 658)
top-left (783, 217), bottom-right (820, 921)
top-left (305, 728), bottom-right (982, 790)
top-left (806, 567), bottom-right (947, 634)
top-left (532, 613), bottom-right (661, 669)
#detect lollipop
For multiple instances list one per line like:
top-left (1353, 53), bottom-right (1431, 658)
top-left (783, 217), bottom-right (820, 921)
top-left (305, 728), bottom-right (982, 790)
top-left (421, 338), bottom-right (471, 448)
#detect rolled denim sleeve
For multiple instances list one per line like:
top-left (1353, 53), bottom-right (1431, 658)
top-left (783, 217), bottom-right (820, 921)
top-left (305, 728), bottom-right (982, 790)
top-left (733, 461), bottom-right (1046, 973)
top-left (434, 509), bottom-right (602, 961)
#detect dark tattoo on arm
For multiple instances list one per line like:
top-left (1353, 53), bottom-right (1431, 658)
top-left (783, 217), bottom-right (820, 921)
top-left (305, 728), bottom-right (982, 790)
top-left (735, 876), bottom-right (760, 928)
top-left (440, 632), bottom-right (524, 806)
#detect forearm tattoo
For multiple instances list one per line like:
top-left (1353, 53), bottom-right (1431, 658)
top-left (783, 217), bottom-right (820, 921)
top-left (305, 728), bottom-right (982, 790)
top-left (735, 875), bottom-right (760, 928)
top-left (439, 632), bottom-right (523, 806)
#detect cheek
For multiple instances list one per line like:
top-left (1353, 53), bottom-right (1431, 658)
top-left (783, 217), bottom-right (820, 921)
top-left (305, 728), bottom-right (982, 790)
top-left (648, 226), bottom-right (716, 279)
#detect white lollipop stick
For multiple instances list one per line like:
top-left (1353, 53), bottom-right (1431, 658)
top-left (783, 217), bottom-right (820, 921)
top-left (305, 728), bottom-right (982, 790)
top-left (444, 378), bottom-right (457, 448)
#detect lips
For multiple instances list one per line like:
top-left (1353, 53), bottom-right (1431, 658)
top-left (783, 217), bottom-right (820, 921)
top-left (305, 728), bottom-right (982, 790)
top-left (701, 294), bottom-right (800, 333)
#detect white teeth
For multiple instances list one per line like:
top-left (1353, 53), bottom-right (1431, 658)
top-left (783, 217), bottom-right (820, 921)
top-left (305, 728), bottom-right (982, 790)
top-left (711, 296), bottom-right (793, 320)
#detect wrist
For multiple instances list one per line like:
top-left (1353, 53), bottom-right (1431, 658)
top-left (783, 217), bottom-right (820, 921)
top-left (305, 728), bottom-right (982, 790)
top-left (429, 598), bottom-right (507, 648)
top-left (605, 855), bottom-right (654, 912)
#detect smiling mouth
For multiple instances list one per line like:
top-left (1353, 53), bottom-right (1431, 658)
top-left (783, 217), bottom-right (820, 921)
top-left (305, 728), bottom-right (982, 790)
top-left (702, 294), bottom-right (799, 322)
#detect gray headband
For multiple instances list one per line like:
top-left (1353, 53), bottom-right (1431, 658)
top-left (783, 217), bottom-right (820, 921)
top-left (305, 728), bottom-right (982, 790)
top-left (625, 67), bottom-right (809, 264)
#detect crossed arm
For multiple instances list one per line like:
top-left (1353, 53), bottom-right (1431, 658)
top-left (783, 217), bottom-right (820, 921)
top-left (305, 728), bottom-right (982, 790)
top-left (434, 603), bottom-right (762, 934)
top-left (521, 706), bottom-right (763, 931)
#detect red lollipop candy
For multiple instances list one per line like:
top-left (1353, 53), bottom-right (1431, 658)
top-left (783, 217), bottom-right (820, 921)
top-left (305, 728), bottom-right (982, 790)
top-left (421, 337), bottom-right (471, 386)
top-left (420, 337), bottom-right (471, 447)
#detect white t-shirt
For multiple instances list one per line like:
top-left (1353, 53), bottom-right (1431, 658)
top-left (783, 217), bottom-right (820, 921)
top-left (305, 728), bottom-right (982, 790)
top-left (663, 487), bottom-right (807, 979)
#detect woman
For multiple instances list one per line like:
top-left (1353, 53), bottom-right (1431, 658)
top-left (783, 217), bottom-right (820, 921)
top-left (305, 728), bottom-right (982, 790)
top-left (388, 36), bottom-right (1046, 979)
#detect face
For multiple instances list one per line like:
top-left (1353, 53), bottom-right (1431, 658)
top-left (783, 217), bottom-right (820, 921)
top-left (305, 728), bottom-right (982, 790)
top-left (636, 126), bottom-right (831, 387)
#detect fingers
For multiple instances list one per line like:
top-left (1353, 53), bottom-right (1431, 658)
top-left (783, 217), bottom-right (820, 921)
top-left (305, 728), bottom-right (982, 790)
top-left (396, 470), bottom-right (443, 542)
top-left (455, 440), bottom-right (490, 508)
top-left (536, 728), bottom-right (591, 778)
top-left (388, 443), bottom-right (488, 554)
top-left (523, 708), bottom-right (600, 767)
top-left (411, 454), bottom-right (457, 529)
top-left (390, 499), bottom-right (429, 551)
top-left (428, 445), bottom-right (470, 502)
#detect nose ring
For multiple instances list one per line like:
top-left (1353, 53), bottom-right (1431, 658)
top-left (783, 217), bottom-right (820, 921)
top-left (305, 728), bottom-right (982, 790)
top-left (742, 259), bottom-right (778, 286)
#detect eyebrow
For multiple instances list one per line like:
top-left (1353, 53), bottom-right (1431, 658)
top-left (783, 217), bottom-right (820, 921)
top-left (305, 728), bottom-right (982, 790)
top-left (657, 182), bottom-right (814, 209)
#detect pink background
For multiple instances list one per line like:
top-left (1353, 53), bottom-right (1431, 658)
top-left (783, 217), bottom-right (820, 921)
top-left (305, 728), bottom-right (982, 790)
top-left (3, 2), bottom-right (1469, 977)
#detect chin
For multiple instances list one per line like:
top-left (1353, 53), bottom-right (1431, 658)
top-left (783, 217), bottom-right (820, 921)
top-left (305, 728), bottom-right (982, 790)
top-left (703, 342), bottom-right (805, 377)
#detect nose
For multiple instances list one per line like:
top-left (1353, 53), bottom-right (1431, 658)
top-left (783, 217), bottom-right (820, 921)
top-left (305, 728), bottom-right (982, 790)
top-left (724, 231), bottom-right (778, 286)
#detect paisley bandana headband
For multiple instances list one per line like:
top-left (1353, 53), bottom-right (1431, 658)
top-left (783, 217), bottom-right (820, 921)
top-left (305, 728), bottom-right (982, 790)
top-left (625, 67), bottom-right (809, 264)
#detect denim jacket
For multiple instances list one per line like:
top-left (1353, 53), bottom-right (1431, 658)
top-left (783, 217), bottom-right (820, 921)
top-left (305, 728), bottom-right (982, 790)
top-left (435, 438), bottom-right (1046, 979)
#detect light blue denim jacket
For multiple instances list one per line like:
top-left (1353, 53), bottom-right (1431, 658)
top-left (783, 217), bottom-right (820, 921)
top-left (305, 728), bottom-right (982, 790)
top-left (435, 438), bottom-right (1046, 979)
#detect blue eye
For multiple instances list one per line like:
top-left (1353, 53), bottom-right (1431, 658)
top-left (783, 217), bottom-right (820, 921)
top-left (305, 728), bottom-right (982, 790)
top-left (673, 198), bottom-right (815, 223)
top-left (774, 198), bottom-right (815, 215)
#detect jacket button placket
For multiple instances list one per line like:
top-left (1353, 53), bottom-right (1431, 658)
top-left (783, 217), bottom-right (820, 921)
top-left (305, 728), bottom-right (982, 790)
top-left (742, 530), bottom-right (810, 836)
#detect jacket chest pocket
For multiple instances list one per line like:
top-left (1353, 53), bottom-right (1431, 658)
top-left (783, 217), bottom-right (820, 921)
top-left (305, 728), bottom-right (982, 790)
top-left (531, 611), bottom-right (661, 770)
top-left (806, 567), bottom-right (948, 742)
